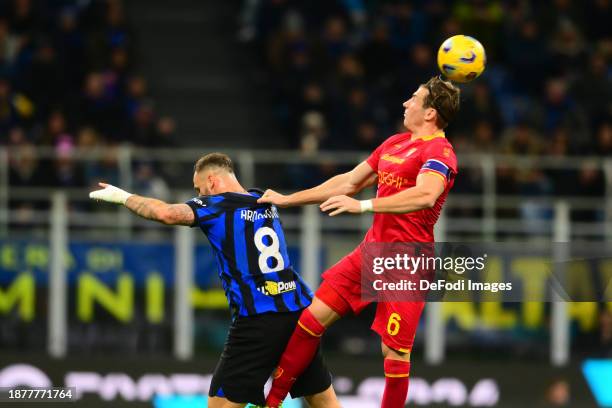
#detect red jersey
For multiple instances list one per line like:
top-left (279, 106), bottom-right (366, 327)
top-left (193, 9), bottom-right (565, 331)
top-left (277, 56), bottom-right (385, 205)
top-left (364, 131), bottom-right (457, 243)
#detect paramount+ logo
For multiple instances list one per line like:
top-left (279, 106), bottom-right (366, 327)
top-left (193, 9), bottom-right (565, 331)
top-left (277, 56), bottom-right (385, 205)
top-left (257, 280), bottom-right (297, 296)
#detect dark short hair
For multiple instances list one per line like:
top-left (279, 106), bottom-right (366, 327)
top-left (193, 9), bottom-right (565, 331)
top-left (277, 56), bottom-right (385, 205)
top-left (421, 76), bottom-right (461, 128)
top-left (194, 152), bottom-right (235, 174)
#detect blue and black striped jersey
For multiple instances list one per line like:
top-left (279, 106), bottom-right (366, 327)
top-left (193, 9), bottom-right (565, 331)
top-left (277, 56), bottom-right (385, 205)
top-left (185, 189), bottom-right (313, 317)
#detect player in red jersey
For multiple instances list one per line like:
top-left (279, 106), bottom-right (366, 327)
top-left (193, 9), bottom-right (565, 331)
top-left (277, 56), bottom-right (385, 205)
top-left (258, 76), bottom-right (461, 408)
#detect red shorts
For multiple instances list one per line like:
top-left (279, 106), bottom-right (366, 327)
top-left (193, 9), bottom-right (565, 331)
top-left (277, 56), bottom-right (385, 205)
top-left (317, 245), bottom-right (425, 353)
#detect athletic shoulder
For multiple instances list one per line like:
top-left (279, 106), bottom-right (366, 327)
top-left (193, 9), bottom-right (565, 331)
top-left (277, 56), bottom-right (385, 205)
top-left (421, 137), bottom-right (457, 172)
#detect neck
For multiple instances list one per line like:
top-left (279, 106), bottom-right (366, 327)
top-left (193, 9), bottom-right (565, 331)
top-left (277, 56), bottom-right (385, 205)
top-left (219, 179), bottom-right (248, 195)
top-left (410, 123), bottom-right (443, 140)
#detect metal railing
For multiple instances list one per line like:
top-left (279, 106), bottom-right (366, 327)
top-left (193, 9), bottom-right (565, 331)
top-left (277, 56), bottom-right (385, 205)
top-left (2, 145), bottom-right (611, 241)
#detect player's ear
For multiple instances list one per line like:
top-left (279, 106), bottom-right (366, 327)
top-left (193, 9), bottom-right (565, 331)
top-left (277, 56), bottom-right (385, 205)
top-left (206, 173), bottom-right (215, 193)
top-left (425, 107), bottom-right (437, 122)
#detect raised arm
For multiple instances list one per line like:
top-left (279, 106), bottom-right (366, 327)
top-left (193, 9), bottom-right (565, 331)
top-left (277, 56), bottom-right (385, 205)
top-left (258, 161), bottom-right (377, 207)
top-left (89, 182), bottom-right (195, 226)
top-left (319, 172), bottom-right (445, 216)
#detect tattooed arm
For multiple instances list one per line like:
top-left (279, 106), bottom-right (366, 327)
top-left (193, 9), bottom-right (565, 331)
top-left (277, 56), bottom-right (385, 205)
top-left (89, 182), bottom-right (195, 226)
top-left (124, 196), bottom-right (195, 226)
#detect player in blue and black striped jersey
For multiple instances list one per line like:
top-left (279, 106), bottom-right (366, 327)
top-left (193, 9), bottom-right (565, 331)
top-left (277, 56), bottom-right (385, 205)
top-left (186, 186), bottom-right (311, 318)
top-left (89, 153), bottom-right (339, 408)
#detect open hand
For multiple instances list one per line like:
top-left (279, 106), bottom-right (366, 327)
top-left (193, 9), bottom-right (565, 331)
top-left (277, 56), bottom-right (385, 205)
top-left (320, 195), bottom-right (361, 216)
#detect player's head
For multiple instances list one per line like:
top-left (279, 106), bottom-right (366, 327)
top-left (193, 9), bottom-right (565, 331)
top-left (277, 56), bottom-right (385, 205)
top-left (403, 76), bottom-right (460, 131)
top-left (193, 152), bottom-right (238, 195)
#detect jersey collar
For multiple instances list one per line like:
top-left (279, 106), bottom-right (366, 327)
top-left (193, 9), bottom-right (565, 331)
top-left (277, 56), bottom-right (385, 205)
top-left (410, 131), bottom-right (446, 141)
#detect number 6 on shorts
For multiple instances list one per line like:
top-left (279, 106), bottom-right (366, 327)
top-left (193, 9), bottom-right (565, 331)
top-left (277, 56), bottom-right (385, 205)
top-left (387, 313), bottom-right (401, 336)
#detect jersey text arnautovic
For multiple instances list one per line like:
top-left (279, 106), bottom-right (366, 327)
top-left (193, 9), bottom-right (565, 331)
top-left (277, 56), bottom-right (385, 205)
top-left (240, 207), bottom-right (280, 222)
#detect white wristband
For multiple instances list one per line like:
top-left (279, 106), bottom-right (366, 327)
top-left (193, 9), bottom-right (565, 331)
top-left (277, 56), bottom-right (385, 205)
top-left (89, 184), bottom-right (133, 205)
top-left (117, 191), bottom-right (133, 205)
top-left (360, 199), bottom-right (373, 213)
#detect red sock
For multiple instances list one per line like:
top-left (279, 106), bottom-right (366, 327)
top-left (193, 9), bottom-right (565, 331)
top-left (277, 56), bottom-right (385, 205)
top-left (381, 359), bottom-right (411, 408)
top-left (265, 308), bottom-right (325, 407)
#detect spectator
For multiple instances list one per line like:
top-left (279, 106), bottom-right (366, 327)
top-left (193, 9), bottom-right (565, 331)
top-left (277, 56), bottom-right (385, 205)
top-left (538, 78), bottom-right (589, 150)
top-left (129, 102), bottom-right (157, 146)
top-left (571, 161), bottom-right (605, 222)
top-left (359, 21), bottom-right (395, 85)
top-left (456, 81), bottom-right (503, 133)
top-left (318, 16), bottom-right (351, 62)
top-left (124, 75), bottom-right (147, 118)
top-left (453, 0), bottom-right (504, 58)
top-left (593, 122), bottom-right (612, 156)
top-left (572, 52), bottom-right (612, 126)
top-left (54, 7), bottom-right (85, 91)
top-left (549, 20), bottom-right (587, 77)
top-left (154, 116), bottom-right (177, 147)
top-left (472, 120), bottom-right (497, 153)
top-left (500, 121), bottom-right (543, 156)
top-left (354, 120), bottom-right (380, 152)
top-left (8, 0), bottom-right (39, 37)
top-left (8, 141), bottom-right (53, 228)
top-left (8, 141), bottom-right (50, 188)
top-left (53, 135), bottom-right (84, 188)
top-left (299, 111), bottom-right (327, 154)
top-left (133, 161), bottom-right (170, 202)
top-left (38, 109), bottom-right (70, 146)
top-left (545, 127), bottom-right (574, 197)
top-left (75, 71), bottom-right (123, 138)
top-left (21, 40), bottom-right (64, 118)
top-left (0, 77), bottom-right (34, 133)
top-left (505, 19), bottom-right (549, 95)
top-left (386, 3), bottom-right (425, 52)
top-left (0, 19), bottom-right (19, 72)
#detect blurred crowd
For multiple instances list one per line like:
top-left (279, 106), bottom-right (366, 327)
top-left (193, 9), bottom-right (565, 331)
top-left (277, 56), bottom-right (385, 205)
top-left (241, 0), bottom-right (611, 220)
top-left (2, 0), bottom-right (611, 230)
top-left (242, 0), bottom-right (610, 153)
top-left (1, 0), bottom-right (177, 222)
top-left (1, 0), bottom-right (175, 192)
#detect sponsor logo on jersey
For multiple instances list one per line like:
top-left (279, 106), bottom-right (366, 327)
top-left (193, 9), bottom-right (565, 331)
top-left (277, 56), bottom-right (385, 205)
top-left (381, 153), bottom-right (405, 164)
top-left (257, 280), bottom-right (297, 296)
top-left (192, 198), bottom-right (205, 206)
top-left (378, 170), bottom-right (409, 189)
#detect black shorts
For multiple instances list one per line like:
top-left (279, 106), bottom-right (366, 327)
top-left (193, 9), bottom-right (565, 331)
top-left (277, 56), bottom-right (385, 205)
top-left (208, 310), bottom-right (332, 405)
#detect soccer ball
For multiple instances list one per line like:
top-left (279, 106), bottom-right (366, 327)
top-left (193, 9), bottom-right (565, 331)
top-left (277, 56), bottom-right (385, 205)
top-left (437, 35), bottom-right (486, 83)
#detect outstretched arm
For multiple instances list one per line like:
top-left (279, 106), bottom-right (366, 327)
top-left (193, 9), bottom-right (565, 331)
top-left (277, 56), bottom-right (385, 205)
top-left (258, 161), bottom-right (377, 207)
top-left (89, 183), bottom-right (195, 226)
top-left (320, 172), bottom-right (446, 216)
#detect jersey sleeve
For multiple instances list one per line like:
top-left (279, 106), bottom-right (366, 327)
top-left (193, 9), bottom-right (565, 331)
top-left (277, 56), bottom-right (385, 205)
top-left (418, 141), bottom-right (458, 185)
top-left (185, 196), bottom-right (219, 228)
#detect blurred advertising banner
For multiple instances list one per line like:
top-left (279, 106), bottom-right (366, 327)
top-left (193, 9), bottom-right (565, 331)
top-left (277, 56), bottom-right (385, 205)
top-left (1, 240), bottom-right (611, 343)
top-left (0, 355), bottom-right (601, 407)
top-left (0, 240), bottom-right (305, 353)
top-left (0, 239), bottom-right (303, 319)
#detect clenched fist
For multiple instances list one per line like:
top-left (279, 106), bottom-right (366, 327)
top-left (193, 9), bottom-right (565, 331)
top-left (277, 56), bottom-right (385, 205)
top-left (257, 189), bottom-right (290, 207)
